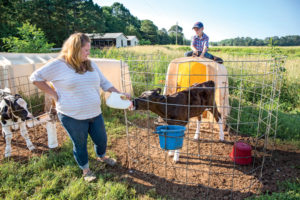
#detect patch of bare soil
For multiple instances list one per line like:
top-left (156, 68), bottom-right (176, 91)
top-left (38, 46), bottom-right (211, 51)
top-left (0, 121), bottom-right (299, 200)
top-left (0, 122), bottom-right (68, 162)
top-left (110, 123), bottom-right (300, 200)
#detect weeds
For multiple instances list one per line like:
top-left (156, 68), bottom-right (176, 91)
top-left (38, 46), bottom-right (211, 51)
top-left (246, 179), bottom-right (300, 200)
top-left (1, 45), bottom-right (298, 199)
top-left (91, 46), bottom-right (300, 143)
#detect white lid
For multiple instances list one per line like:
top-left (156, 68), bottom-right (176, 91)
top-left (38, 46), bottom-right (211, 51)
top-left (106, 92), bottom-right (132, 109)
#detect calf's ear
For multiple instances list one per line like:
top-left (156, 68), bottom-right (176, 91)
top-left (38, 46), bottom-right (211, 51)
top-left (15, 94), bottom-right (22, 99)
top-left (3, 88), bottom-right (11, 94)
top-left (16, 98), bottom-right (27, 109)
top-left (4, 98), bottom-right (11, 106)
top-left (156, 88), bottom-right (162, 94)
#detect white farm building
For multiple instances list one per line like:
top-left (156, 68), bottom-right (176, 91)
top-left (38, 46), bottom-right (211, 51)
top-left (127, 36), bottom-right (139, 46)
top-left (87, 33), bottom-right (127, 48)
top-left (87, 33), bottom-right (138, 49)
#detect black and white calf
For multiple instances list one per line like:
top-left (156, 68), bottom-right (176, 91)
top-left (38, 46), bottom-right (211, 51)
top-left (0, 88), bottom-right (35, 157)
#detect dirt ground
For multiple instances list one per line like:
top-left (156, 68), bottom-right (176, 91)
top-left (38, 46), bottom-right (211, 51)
top-left (0, 121), bottom-right (299, 200)
top-left (0, 122), bottom-right (68, 161)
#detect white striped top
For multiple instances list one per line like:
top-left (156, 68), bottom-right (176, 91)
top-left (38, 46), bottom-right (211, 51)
top-left (30, 59), bottom-right (113, 120)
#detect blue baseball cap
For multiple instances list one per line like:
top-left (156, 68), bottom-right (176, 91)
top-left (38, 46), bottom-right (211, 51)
top-left (192, 22), bottom-right (203, 29)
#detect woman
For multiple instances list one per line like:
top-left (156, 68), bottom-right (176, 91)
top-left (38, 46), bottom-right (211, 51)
top-left (30, 33), bottom-right (130, 182)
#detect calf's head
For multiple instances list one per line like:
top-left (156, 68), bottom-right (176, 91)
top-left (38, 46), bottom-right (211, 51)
top-left (0, 88), bottom-right (11, 98)
top-left (2, 94), bottom-right (33, 121)
top-left (132, 88), bottom-right (165, 110)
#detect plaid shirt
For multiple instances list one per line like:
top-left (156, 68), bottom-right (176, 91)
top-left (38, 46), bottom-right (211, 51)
top-left (192, 33), bottom-right (209, 52)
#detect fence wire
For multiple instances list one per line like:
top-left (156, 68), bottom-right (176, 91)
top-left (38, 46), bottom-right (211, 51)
top-left (121, 55), bottom-right (286, 199)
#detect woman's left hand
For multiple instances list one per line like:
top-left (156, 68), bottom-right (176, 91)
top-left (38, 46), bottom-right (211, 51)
top-left (107, 87), bottom-right (131, 99)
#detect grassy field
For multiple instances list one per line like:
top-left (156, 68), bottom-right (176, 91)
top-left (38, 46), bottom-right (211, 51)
top-left (92, 45), bottom-right (300, 144)
top-left (93, 45), bottom-right (300, 81)
top-left (93, 45), bottom-right (300, 199)
top-left (1, 45), bottom-right (299, 199)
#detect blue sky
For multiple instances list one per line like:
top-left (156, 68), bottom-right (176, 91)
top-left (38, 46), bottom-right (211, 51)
top-left (95, 0), bottom-right (300, 42)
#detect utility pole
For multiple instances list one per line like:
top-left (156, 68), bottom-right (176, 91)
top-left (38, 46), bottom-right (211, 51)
top-left (176, 21), bottom-right (178, 45)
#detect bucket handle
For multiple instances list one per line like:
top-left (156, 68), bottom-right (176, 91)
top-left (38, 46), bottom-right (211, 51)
top-left (154, 128), bottom-right (185, 134)
top-left (154, 129), bottom-right (182, 138)
top-left (153, 131), bottom-right (166, 134)
top-left (153, 130), bottom-right (168, 135)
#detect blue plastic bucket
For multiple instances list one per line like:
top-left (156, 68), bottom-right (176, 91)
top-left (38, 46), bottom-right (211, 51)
top-left (154, 125), bottom-right (186, 150)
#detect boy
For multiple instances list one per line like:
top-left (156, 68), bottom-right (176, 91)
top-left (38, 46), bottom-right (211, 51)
top-left (185, 22), bottom-right (223, 64)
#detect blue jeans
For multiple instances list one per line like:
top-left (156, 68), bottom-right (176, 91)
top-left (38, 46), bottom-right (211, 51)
top-left (58, 113), bottom-right (107, 170)
top-left (184, 50), bottom-right (214, 60)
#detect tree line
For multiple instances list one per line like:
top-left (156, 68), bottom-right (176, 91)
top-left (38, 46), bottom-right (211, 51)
top-left (0, 0), bottom-right (187, 51)
top-left (210, 35), bottom-right (300, 46)
top-left (1, 0), bottom-right (299, 52)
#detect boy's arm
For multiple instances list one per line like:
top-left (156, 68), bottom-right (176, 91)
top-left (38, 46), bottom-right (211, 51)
top-left (191, 45), bottom-right (199, 55)
top-left (200, 39), bottom-right (209, 58)
top-left (200, 46), bottom-right (208, 58)
top-left (191, 43), bottom-right (197, 52)
top-left (190, 37), bottom-right (199, 55)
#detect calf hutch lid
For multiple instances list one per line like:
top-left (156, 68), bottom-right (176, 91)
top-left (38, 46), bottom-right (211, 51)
top-left (163, 57), bottom-right (230, 124)
top-left (0, 53), bottom-right (133, 98)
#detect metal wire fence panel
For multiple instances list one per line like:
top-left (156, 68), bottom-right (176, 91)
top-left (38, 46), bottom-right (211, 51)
top-left (121, 54), bottom-right (286, 197)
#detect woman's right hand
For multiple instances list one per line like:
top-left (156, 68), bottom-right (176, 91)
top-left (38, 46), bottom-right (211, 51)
top-left (33, 81), bottom-right (58, 102)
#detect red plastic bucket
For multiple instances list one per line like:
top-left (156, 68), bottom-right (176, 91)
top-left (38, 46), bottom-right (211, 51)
top-left (230, 142), bottom-right (252, 165)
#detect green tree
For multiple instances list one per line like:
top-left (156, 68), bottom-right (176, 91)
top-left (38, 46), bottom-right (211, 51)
top-left (73, 0), bottom-right (106, 33)
top-left (139, 39), bottom-right (151, 45)
top-left (140, 20), bottom-right (158, 44)
top-left (168, 24), bottom-right (184, 45)
top-left (2, 22), bottom-right (54, 53)
top-left (103, 2), bottom-right (141, 37)
top-left (158, 28), bottom-right (170, 44)
top-left (0, 0), bottom-right (22, 51)
top-left (125, 24), bottom-right (142, 39)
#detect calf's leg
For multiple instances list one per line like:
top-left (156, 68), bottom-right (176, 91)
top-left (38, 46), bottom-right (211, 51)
top-left (217, 117), bottom-right (224, 141)
top-left (3, 126), bottom-right (12, 157)
top-left (20, 122), bottom-right (35, 151)
top-left (193, 115), bottom-right (202, 140)
top-left (11, 122), bottom-right (19, 130)
top-left (168, 150), bottom-right (174, 156)
top-left (173, 150), bottom-right (180, 163)
top-left (210, 106), bottom-right (224, 141)
top-left (168, 149), bottom-right (180, 163)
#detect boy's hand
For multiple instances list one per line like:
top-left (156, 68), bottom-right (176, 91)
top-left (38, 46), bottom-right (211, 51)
top-left (192, 51), bottom-right (199, 57)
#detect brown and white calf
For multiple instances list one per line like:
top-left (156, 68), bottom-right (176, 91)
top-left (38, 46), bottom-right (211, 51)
top-left (0, 88), bottom-right (35, 157)
top-left (132, 80), bottom-right (224, 162)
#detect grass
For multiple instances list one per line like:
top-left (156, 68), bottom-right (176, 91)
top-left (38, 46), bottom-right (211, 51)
top-left (1, 45), bottom-right (299, 199)
top-left (91, 45), bottom-right (300, 144)
top-left (94, 46), bottom-right (300, 199)
top-left (246, 179), bottom-right (300, 200)
top-left (209, 46), bottom-right (300, 59)
top-left (19, 91), bottom-right (45, 116)
top-left (0, 114), bottom-right (165, 200)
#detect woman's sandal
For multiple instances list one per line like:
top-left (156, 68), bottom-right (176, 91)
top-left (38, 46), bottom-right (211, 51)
top-left (97, 157), bottom-right (117, 166)
top-left (83, 170), bottom-right (96, 182)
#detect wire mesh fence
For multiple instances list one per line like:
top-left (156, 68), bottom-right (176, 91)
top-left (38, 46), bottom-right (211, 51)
top-left (120, 54), bottom-right (286, 198)
top-left (0, 70), bottom-right (67, 162)
top-left (0, 53), bottom-right (287, 198)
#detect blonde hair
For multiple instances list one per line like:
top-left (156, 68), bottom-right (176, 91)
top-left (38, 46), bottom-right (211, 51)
top-left (59, 33), bottom-right (93, 74)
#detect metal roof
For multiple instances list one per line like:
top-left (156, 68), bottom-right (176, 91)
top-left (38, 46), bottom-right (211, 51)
top-left (86, 33), bottom-right (127, 39)
top-left (127, 36), bottom-right (138, 40)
